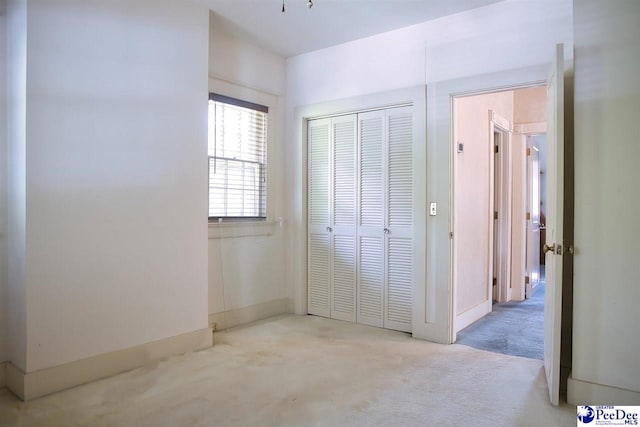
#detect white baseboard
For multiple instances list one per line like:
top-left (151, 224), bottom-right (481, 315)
top-left (568, 375), bottom-right (640, 405)
top-left (6, 327), bottom-right (212, 401)
top-left (455, 300), bottom-right (492, 334)
top-left (0, 362), bottom-right (6, 389)
top-left (208, 298), bottom-right (288, 331)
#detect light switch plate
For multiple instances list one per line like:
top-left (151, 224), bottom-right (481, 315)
top-left (429, 202), bottom-right (437, 216)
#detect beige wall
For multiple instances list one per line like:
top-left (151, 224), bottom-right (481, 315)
top-left (453, 91), bottom-right (514, 316)
top-left (514, 86), bottom-right (547, 124)
top-left (454, 86), bottom-right (546, 319)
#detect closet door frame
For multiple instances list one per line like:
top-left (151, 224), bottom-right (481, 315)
top-left (297, 86), bottom-right (427, 339)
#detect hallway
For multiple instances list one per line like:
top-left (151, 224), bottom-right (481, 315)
top-left (456, 284), bottom-right (545, 360)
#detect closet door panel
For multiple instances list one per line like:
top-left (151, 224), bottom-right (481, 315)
top-left (357, 110), bottom-right (386, 327)
top-left (308, 118), bottom-right (331, 317)
top-left (358, 236), bottom-right (384, 327)
top-left (309, 234), bottom-right (330, 317)
top-left (309, 119), bottom-right (330, 231)
top-left (358, 112), bottom-right (385, 229)
top-left (331, 115), bottom-right (357, 322)
top-left (387, 109), bottom-right (414, 230)
top-left (386, 237), bottom-right (413, 332)
top-left (332, 235), bottom-right (356, 321)
top-left (333, 116), bottom-right (357, 227)
top-left (385, 107), bottom-right (414, 332)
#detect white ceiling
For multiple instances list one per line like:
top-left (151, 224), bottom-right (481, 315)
top-left (201, 0), bottom-right (504, 58)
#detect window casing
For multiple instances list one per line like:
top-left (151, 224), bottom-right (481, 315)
top-left (208, 94), bottom-right (268, 220)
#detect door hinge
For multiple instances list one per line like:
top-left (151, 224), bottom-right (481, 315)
top-left (526, 212), bottom-right (531, 221)
top-left (525, 275), bottom-right (530, 284)
top-left (494, 211), bottom-right (498, 220)
top-left (526, 148), bottom-right (531, 156)
top-left (449, 231), bottom-right (453, 239)
top-left (495, 145), bottom-right (499, 154)
top-left (493, 277), bottom-right (497, 287)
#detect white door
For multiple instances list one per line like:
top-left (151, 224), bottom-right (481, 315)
top-left (308, 118), bottom-right (331, 318)
top-left (543, 43), bottom-right (565, 406)
top-left (385, 106), bottom-right (414, 333)
top-left (308, 116), bottom-right (357, 321)
top-left (330, 115), bottom-right (357, 322)
top-left (309, 108), bottom-right (413, 332)
top-left (357, 110), bottom-right (386, 328)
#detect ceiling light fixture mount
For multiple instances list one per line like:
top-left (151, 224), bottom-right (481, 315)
top-left (281, 0), bottom-right (313, 13)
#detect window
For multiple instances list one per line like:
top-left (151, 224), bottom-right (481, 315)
top-left (208, 94), bottom-right (268, 220)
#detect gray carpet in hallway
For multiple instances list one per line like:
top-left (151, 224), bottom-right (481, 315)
top-left (456, 284), bottom-right (544, 359)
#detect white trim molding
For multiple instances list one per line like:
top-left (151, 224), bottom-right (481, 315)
top-left (514, 122), bottom-right (547, 135)
top-left (208, 220), bottom-right (281, 239)
top-left (454, 300), bottom-right (492, 334)
top-left (6, 328), bottom-right (212, 401)
top-left (208, 298), bottom-right (288, 331)
top-left (568, 376), bottom-right (640, 406)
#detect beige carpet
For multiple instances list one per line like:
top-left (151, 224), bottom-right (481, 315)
top-left (0, 315), bottom-right (575, 426)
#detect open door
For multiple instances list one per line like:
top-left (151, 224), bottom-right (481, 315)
top-left (543, 43), bottom-right (565, 406)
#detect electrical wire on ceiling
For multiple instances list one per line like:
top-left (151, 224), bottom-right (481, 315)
top-left (282, 0), bottom-right (313, 13)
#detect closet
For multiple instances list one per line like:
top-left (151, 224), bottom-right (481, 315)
top-left (307, 106), bottom-right (414, 333)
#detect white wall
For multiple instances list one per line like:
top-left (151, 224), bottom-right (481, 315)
top-left (0, 0), bottom-right (9, 363)
top-left (208, 12), bottom-right (288, 325)
top-left (285, 0), bottom-right (573, 339)
top-left (6, 0), bottom-right (27, 371)
top-left (209, 12), bottom-right (286, 96)
top-left (571, 0), bottom-right (640, 398)
top-left (15, 0), bottom-right (210, 372)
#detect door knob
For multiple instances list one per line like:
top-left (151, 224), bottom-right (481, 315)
top-left (543, 243), bottom-right (556, 254)
top-left (383, 228), bottom-right (390, 234)
top-left (326, 226), bottom-right (332, 232)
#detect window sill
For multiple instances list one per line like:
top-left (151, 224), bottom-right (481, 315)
top-left (208, 220), bottom-right (280, 239)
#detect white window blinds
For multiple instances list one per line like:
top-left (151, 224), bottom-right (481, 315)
top-left (208, 94), bottom-right (268, 219)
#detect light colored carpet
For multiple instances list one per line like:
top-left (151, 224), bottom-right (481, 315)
top-left (0, 315), bottom-right (575, 426)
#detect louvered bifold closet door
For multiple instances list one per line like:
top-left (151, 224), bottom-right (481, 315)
top-left (331, 115), bottom-right (357, 322)
top-left (357, 110), bottom-right (386, 328)
top-left (308, 118), bottom-right (331, 318)
top-left (384, 106), bottom-right (414, 333)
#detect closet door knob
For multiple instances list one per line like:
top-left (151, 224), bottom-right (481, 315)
top-left (383, 228), bottom-right (390, 234)
top-left (326, 226), bottom-right (333, 232)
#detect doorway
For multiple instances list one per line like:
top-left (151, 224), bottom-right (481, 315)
top-left (526, 134), bottom-right (547, 298)
top-left (452, 85), bottom-right (548, 359)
